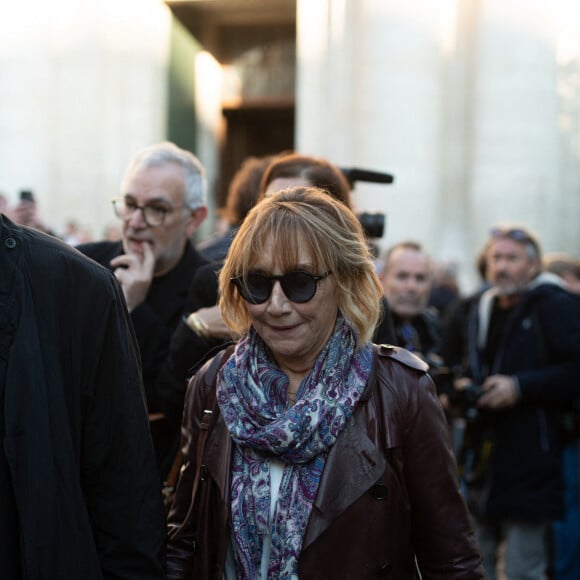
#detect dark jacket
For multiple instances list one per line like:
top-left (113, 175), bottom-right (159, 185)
top-left (77, 239), bottom-right (209, 479)
top-left (0, 216), bottom-right (165, 579)
top-left (464, 275), bottom-right (580, 521)
top-left (167, 344), bottom-right (484, 579)
top-left (392, 308), bottom-right (442, 358)
top-left (161, 260), bottom-right (229, 401)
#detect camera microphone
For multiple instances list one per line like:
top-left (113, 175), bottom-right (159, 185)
top-left (340, 168), bottom-right (395, 188)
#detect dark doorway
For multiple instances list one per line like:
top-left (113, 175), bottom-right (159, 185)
top-left (218, 103), bottom-right (294, 206)
top-left (164, 0), bottom-right (297, 208)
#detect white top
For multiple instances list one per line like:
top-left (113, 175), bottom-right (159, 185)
top-left (223, 459), bottom-right (285, 579)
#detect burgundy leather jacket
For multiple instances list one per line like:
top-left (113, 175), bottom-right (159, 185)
top-left (167, 345), bottom-right (484, 579)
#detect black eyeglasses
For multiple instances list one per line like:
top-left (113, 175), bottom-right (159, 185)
top-left (112, 198), bottom-right (185, 227)
top-left (231, 270), bottom-right (331, 304)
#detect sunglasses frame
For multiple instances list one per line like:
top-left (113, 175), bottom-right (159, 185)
top-left (231, 270), bottom-right (331, 304)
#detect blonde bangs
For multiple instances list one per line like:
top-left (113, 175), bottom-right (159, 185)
top-left (219, 187), bottom-right (382, 342)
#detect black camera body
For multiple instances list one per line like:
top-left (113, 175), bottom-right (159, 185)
top-left (428, 362), bottom-right (484, 422)
top-left (451, 383), bottom-right (485, 422)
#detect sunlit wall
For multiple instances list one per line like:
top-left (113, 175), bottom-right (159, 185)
top-left (0, 0), bottom-right (171, 238)
top-left (1, 0), bottom-right (579, 282)
top-left (297, 0), bottom-right (580, 291)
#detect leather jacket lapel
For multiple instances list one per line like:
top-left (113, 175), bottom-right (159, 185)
top-left (302, 412), bottom-right (385, 550)
top-left (204, 413), bottom-right (385, 551)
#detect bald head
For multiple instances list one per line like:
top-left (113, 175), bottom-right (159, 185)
top-left (381, 242), bottom-right (433, 320)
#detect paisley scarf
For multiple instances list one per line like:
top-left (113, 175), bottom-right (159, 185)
top-left (217, 316), bottom-right (373, 578)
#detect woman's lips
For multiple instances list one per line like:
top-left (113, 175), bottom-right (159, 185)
top-left (269, 324), bottom-right (298, 333)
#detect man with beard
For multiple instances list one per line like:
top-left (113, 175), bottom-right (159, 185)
top-left (78, 142), bottom-right (209, 482)
top-left (453, 225), bottom-right (580, 579)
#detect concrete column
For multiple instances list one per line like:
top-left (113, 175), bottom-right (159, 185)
top-left (296, 0), bottom-right (580, 291)
top-left (467, 0), bottom-right (562, 258)
top-left (0, 0), bottom-right (170, 237)
top-left (297, 0), bottom-right (447, 254)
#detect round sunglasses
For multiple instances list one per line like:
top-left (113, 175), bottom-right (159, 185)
top-left (231, 270), bottom-right (331, 304)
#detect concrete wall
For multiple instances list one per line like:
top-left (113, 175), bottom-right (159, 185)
top-left (0, 0), bottom-right (171, 239)
top-left (1, 0), bottom-right (579, 289)
top-left (296, 0), bottom-right (580, 292)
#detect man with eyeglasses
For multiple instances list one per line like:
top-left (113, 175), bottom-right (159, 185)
top-left (78, 141), bottom-right (209, 483)
top-left (449, 225), bottom-right (580, 579)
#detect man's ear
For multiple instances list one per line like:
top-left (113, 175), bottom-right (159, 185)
top-left (185, 206), bottom-right (208, 237)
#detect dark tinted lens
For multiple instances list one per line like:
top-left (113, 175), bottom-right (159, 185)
top-left (280, 271), bottom-right (317, 303)
top-left (232, 271), bottom-right (324, 304)
top-left (244, 272), bottom-right (273, 304)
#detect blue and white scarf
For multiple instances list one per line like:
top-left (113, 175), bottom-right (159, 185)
top-left (217, 316), bottom-right (373, 578)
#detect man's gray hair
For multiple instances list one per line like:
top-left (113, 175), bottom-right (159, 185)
top-left (122, 141), bottom-right (207, 210)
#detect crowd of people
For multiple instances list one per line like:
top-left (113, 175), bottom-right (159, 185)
top-left (0, 190), bottom-right (120, 245)
top-left (2, 140), bottom-right (580, 579)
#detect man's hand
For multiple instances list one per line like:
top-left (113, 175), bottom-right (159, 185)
top-left (196, 305), bottom-right (236, 339)
top-left (110, 243), bottom-right (155, 312)
top-left (478, 374), bottom-right (519, 409)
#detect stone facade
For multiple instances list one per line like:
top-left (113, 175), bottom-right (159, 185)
top-left (1, 0), bottom-right (579, 291)
top-left (296, 0), bottom-right (580, 291)
top-left (0, 0), bottom-right (170, 239)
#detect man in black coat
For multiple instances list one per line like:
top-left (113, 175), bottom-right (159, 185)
top-left (379, 241), bottom-right (441, 359)
top-left (452, 225), bottom-right (580, 579)
top-left (78, 141), bottom-right (209, 481)
top-left (0, 214), bottom-right (165, 578)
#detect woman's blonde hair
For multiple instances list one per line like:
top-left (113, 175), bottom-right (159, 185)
top-left (219, 186), bottom-right (383, 345)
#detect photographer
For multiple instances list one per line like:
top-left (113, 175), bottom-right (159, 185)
top-left (443, 225), bottom-right (580, 580)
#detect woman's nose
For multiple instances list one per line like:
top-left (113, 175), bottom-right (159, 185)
top-left (267, 281), bottom-right (291, 311)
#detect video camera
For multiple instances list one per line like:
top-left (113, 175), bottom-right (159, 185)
top-left (339, 167), bottom-right (394, 240)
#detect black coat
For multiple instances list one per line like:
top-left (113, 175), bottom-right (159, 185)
top-left (77, 240), bottom-right (209, 479)
top-left (0, 216), bottom-right (165, 579)
top-left (465, 276), bottom-right (580, 521)
top-left (156, 261), bottom-right (227, 426)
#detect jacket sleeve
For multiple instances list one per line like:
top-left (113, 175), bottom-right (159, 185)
top-left (155, 262), bottom-right (224, 425)
top-left (516, 289), bottom-right (580, 403)
top-left (401, 370), bottom-right (484, 579)
top-left (80, 275), bottom-right (167, 579)
top-left (156, 320), bottom-right (227, 425)
top-left (130, 301), bottom-right (173, 410)
top-left (166, 348), bottom-right (229, 580)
